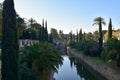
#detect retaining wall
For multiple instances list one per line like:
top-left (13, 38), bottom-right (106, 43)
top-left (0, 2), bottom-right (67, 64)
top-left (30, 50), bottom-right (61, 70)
top-left (68, 48), bottom-right (120, 80)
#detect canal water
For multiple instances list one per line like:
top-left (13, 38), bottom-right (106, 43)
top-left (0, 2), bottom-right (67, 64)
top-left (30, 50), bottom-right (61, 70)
top-left (54, 56), bottom-right (102, 80)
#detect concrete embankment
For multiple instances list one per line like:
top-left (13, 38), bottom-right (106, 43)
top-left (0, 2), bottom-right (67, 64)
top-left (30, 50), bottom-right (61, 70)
top-left (68, 48), bottom-right (120, 80)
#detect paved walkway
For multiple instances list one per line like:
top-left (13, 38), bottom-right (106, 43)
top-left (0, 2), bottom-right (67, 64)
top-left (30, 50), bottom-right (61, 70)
top-left (68, 48), bottom-right (120, 80)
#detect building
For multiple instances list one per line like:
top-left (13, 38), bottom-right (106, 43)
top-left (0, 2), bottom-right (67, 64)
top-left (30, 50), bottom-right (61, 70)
top-left (104, 30), bottom-right (120, 41)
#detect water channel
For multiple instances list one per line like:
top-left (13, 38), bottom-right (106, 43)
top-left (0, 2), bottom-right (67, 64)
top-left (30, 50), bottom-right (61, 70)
top-left (54, 55), bottom-right (104, 80)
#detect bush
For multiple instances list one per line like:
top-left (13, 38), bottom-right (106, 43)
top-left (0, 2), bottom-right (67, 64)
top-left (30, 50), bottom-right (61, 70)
top-left (101, 49), bottom-right (118, 62)
top-left (101, 38), bottom-right (119, 61)
top-left (19, 64), bottom-right (40, 80)
top-left (107, 38), bottom-right (118, 50)
top-left (72, 40), bottom-right (99, 56)
top-left (67, 40), bottom-right (75, 48)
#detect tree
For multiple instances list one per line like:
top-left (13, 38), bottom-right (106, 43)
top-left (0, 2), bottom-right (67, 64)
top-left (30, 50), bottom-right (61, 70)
top-left (93, 17), bottom-right (106, 56)
top-left (79, 29), bottom-right (82, 42)
top-left (39, 25), bottom-right (42, 42)
top-left (21, 28), bottom-right (38, 40)
top-left (2, 0), bottom-right (19, 80)
top-left (44, 20), bottom-right (48, 42)
top-left (59, 30), bottom-right (64, 39)
top-left (50, 28), bottom-right (59, 39)
top-left (86, 32), bottom-right (94, 40)
top-left (83, 32), bottom-right (86, 41)
top-left (49, 33), bottom-right (53, 43)
top-left (16, 15), bottom-right (26, 38)
top-left (69, 31), bottom-right (73, 43)
top-left (0, 2), bottom-right (2, 39)
top-left (73, 34), bottom-right (75, 43)
top-left (93, 30), bottom-right (99, 41)
top-left (76, 29), bottom-right (79, 42)
top-left (41, 19), bottom-right (44, 41)
top-left (0, 9), bottom-right (2, 39)
top-left (108, 18), bottom-right (112, 39)
top-left (28, 18), bottom-right (36, 28)
top-left (117, 40), bottom-right (120, 67)
top-left (20, 43), bottom-right (63, 79)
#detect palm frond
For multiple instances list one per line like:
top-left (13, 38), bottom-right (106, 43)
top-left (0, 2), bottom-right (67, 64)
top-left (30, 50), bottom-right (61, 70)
top-left (20, 42), bottom-right (63, 74)
top-left (93, 17), bottom-right (106, 26)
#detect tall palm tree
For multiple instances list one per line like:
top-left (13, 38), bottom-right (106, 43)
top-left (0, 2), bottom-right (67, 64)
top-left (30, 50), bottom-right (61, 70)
top-left (93, 17), bottom-right (106, 56)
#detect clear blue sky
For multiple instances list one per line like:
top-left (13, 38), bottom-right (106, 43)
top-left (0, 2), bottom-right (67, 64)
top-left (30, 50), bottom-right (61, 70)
top-left (1, 0), bottom-right (120, 34)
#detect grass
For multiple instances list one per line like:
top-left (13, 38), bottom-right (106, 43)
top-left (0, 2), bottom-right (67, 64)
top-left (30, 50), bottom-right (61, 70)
top-left (71, 48), bottom-right (120, 73)
top-left (91, 57), bottom-right (120, 73)
top-left (91, 57), bottom-right (116, 66)
top-left (72, 48), bottom-right (117, 67)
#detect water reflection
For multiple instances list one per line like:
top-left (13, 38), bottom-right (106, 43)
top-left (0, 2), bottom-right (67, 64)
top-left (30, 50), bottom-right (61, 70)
top-left (54, 56), bottom-right (80, 80)
top-left (54, 56), bottom-right (101, 80)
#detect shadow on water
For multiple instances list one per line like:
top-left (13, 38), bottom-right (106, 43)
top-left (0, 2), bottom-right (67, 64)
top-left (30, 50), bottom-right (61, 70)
top-left (69, 56), bottom-right (99, 80)
top-left (54, 55), bottom-right (106, 80)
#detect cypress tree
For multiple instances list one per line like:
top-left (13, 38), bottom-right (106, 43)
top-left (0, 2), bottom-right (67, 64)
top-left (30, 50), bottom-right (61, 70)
top-left (73, 34), bottom-right (75, 43)
top-left (49, 33), bottom-right (53, 43)
top-left (76, 29), bottom-right (78, 42)
top-left (69, 31), bottom-right (73, 43)
top-left (83, 32), bottom-right (86, 41)
top-left (79, 29), bottom-right (82, 42)
top-left (2, 0), bottom-right (19, 80)
top-left (39, 24), bottom-right (42, 42)
top-left (44, 20), bottom-right (48, 42)
top-left (108, 18), bottom-right (112, 39)
top-left (41, 19), bottom-right (44, 41)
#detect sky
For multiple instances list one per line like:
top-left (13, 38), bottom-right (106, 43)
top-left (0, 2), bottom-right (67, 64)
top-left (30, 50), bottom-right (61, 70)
top-left (1, 0), bottom-right (120, 34)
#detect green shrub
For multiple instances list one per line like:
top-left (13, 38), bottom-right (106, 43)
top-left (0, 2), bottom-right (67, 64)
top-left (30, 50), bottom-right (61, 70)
top-left (107, 38), bottom-right (118, 50)
top-left (72, 40), bottom-right (99, 56)
top-left (19, 64), bottom-right (40, 80)
top-left (101, 38), bottom-right (119, 61)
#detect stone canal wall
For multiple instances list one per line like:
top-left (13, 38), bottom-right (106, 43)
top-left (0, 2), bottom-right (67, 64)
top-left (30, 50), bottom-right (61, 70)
top-left (68, 48), bottom-right (120, 80)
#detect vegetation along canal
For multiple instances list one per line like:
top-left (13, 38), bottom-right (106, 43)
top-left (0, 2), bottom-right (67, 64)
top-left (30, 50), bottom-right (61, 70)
top-left (54, 55), bottom-right (106, 80)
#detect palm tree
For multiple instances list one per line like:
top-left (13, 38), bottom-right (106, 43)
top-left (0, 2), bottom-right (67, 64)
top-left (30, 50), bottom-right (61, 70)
top-left (79, 28), bottom-right (82, 42)
top-left (28, 18), bottom-right (36, 28)
top-left (93, 17), bottom-right (106, 56)
top-left (20, 42), bottom-right (63, 79)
